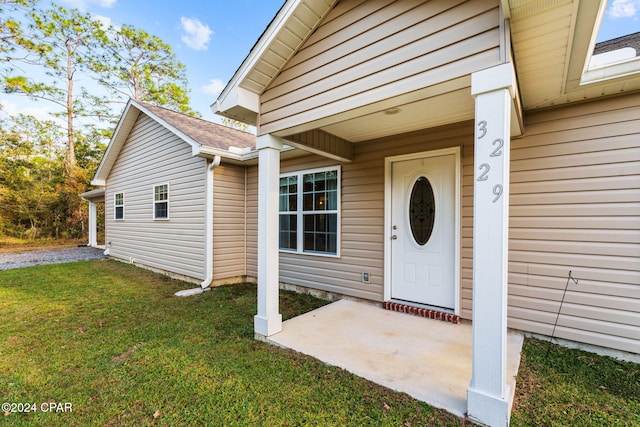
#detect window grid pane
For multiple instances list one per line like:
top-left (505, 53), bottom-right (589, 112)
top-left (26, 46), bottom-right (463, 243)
top-left (279, 176), bottom-right (297, 212)
top-left (155, 202), bottom-right (168, 219)
top-left (303, 213), bottom-right (337, 253)
top-left (279, 214), bottom-right (297, 250)
top-left (155, 185), bottom-right (168, 202)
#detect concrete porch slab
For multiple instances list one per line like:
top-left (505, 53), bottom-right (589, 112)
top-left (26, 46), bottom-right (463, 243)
top-left (268, 299), bottom-right (524, 419)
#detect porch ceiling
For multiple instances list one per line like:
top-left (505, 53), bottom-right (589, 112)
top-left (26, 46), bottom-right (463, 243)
top-left (317, 87), bottom-right (475, 143)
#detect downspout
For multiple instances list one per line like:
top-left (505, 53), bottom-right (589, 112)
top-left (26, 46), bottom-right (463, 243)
top-left (175, 155), bottom-right (221, 297)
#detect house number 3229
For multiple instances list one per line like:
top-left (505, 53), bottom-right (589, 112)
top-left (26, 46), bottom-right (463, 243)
top-left (476, 120), bottom-right (503, 203)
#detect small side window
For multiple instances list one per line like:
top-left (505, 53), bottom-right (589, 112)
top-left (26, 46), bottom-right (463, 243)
top-left (153, 184), bottom-right (169, 220)
top-left (114, 192), bottom-right (124, 220)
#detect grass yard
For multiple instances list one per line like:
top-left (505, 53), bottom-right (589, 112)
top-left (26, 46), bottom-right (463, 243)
top-left (0, 260), bottom-right (638, 426)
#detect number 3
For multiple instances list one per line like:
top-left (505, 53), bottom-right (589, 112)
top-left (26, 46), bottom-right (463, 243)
top-left (477, 120), bottom-right (487, 139)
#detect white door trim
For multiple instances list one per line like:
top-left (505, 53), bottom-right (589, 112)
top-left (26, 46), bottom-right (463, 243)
top-left (383, 147), bottom-right (461, 315)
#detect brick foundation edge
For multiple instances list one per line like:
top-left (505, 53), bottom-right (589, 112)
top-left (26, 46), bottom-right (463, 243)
top-left (383, 301), bottom-right (459, 324)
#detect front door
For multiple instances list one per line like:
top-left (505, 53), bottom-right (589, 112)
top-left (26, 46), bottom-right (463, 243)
top-left (389, 151), bottom-right (457, 309)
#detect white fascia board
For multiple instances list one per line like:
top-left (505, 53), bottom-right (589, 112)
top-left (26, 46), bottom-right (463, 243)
top-left (581, 57), bottom-right (640, 85)
top-left (196, 145), bottom-right (260, 162)
top-left (578, 1), bottom-right (608, 78)
top-left (92, 99), bottom-right (138, 185)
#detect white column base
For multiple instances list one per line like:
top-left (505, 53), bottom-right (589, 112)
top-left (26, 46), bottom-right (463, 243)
top-left (467, 386), bottom-right (512, 427)
top-left (254, 313), bottom-right (283, 339)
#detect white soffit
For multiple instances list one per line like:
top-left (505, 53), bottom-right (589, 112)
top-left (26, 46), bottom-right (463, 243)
top-left (508, 0), bottom-right (578, 109)
top-left (510, 0), bottom-right (640, 110)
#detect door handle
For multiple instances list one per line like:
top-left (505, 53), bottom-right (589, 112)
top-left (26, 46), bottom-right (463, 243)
top-left (391, 235), bottom-right (397, 240)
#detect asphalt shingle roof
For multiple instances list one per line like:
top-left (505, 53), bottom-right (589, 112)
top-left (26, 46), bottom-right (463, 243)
top-left (138, 101), bottom-right (256, 151)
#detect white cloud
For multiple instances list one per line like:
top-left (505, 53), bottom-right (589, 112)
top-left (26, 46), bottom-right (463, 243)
top-left (60, 0), bottom-right (117, 10)
top-left (607, 0), bottom-right (640, 18)
top-left (180, 17), bottom-right (213, 51)
top-left (202, 79), bottom-right (226, 96)
top-left (0, 100), bottom-right (65, 126)
top-left (92, 14), bottom-right (112, 29)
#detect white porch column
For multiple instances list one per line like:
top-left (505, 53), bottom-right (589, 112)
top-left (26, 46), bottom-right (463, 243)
top-left (88, 201), bottom-right (97, 247)
top-left (468, 63), bottom-right (515, 427)
top-left (254, 134), bottom-right (284, 338)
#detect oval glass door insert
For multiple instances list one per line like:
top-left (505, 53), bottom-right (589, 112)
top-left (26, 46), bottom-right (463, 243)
top-left (409, 176), bottom-right (435, 245)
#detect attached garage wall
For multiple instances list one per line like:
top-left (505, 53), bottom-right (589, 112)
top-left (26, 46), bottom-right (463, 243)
top-left (508, 93), bottom-right (640, 354)
top-left (105, 113), bottom-right (206, 280)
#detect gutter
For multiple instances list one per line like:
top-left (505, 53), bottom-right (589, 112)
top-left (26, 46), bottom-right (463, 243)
top-left (175, 155), bottom-right (221, 297)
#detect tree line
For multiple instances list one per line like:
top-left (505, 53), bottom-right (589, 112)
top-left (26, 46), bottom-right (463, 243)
top-left (0, 0), bottom-right (195, 240)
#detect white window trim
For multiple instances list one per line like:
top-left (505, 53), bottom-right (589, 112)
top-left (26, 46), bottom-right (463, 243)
top-left (114, 191), bottom-right (125, 221)
top-left (279, 165), bottom-right (341, 258)
top-left (153, 183), bottom-right (170, 221)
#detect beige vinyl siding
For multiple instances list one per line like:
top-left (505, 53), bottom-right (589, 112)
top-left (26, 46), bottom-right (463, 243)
top-left (278, 122), bottom-right (474, 303)
top-left (105, 113), bottom-right (206, 280)
top-left (213, 164), bottom-right (247, 280)
top-left (507, 93), bottom-right (640, 354)
top-left (246, 165), bottom-right (258, 279)
top-left (259, 0), bottom-right (501, 135)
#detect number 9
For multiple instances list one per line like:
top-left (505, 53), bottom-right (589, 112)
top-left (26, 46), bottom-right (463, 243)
top-left (492, 184), bottom-right (503, 203)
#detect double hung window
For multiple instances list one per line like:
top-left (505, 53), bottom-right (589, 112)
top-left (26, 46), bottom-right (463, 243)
top-left (153, 184), bottom-right (169, 220)
top-left (114, 192), bottom-right (124, 220)
top-left (279, 167), bottom-right (339, 256)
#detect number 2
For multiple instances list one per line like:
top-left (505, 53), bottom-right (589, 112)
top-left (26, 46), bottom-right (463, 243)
top-left (477, 163), bottom-right (490, 181)
top-left (490, 138), bottom-right (503, 157)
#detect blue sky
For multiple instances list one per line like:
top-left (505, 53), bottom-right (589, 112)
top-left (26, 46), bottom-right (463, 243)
top-left (2, 0), bottom-right (284, 124)
top-left (598, 0), bottom-right (640, 41)
top-left (82, 0), bottom-right (285, 121)
top-left (2, 0), bottom-right (638, 126)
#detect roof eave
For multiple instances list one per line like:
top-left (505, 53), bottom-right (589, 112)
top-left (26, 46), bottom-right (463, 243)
top-left (196, 145), bottom-right (259, 162)
top-left (91, 99), bottom-right (139, 186)
top-left (212, 0), bottom-right (337, 125)
top-left (212, 87), bottom-right (260, 126)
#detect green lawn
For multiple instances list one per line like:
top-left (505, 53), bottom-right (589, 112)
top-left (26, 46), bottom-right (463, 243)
top-left (0, 260), bottom-right (638, 426)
